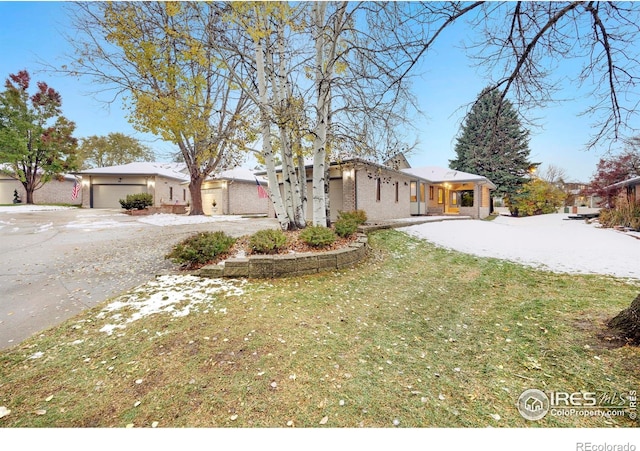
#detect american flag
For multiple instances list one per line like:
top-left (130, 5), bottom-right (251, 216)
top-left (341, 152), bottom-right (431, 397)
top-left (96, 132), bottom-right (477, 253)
top-left (255, 178), bottom-right (269, 199)
top-left (71, 179), bottom-right (81, 200)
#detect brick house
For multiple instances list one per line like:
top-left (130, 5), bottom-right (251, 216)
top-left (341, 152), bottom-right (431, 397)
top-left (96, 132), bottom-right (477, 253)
top-left (0, 172), bottom-right (82, 205)
top-left (605, 175), bottom-right (640, 204)
top-left (74, 162), bottom-right (269, 215)
top-left (74, 162), bottom-right (190, 209)
top-left (265, 156), bottom-right (496, 221)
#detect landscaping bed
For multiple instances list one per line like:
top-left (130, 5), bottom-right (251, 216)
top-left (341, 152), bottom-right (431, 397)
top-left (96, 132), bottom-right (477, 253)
top-left (198, 232), bottom-right (368, 279)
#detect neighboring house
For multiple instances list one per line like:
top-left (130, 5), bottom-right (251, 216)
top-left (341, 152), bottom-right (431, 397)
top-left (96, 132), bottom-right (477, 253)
top-left (265, 156), bottom-right (496, 221)
top-left (561, 182), bottom-right (601, 208)
top-left (74, 162), bottom-right (190, 209)
top-left (604, 175), bottom-right (640, 204)
top-left (199, 167), bottom-right (270, 216)
top-left (0, 172), bottom-right (82, 205)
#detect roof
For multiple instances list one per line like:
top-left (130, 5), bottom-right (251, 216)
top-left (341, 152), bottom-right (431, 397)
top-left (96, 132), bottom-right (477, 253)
top-left (384, 153), bottom-right (411, 170)
top-left (401, 166), bottom-right (497, 189)
top-left (206, 167), bottom-right (267, 183)
top-left (256, 158), bottom-right (496, 188)
top-left (75, 162), bottom-right (189, 181)
top-left (604, 175), bottom-right (640, 190)
top-left (255, 157), bottom-right (414, 179)
top-left (1, 164), bottom-right (78, 182)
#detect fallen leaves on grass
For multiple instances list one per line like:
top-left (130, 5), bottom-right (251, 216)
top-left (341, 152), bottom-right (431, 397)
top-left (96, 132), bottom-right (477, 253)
top-left (96, 275), bottom-right (245, 335)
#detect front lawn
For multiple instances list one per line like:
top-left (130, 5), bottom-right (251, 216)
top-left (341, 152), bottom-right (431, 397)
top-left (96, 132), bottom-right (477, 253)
top-left (0, 229), bottom-right (638, 427)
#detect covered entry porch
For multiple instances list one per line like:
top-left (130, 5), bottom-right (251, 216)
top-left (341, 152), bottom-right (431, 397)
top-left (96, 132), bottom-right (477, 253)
top-left (404, 168), bottom-right (496, 219)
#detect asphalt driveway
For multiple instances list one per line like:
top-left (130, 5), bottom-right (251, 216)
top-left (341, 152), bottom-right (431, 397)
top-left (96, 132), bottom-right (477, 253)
top-left (0, 207), bottom-right (279, 350)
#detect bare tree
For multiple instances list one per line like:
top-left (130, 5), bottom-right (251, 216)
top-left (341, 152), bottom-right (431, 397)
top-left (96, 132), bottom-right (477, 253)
top-left (539, 164), bottom-right (569, 184)
top-left (462, 2), bottom-right (640, 149)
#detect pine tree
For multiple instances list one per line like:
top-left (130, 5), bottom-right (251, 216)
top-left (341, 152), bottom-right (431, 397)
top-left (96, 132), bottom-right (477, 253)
top-left (450, 87), bottom-right (535, 199)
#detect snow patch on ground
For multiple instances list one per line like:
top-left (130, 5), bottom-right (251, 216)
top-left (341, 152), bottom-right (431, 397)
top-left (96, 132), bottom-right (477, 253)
top-left (65, 219), bottom-right (139, 230)
top-left (96, 275), bottom-right (246, 335)
top-left (0, 205), bottom-right (73, 213)
top-left (135, 213), bottom-right (248, 227)
top-left (400, 213), bottom-right (640, 280)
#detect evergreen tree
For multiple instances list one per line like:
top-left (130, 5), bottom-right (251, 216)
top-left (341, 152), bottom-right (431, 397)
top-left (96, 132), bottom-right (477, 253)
top-left (450, 87), bottom-right (535, 199)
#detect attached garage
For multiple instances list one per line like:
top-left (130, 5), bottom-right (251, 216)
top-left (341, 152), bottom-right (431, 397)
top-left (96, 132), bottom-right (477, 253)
top-left (75, 162), bottom-right (191, 210)
top-left (91, 184), bottom-right (147, 209)
top-left (200, 167), bottom-right (270, 216)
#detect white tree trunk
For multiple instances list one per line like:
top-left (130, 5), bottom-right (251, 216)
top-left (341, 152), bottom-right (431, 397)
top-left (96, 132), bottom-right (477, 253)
top-left (255, 33), bottom-right (289, 230)
top-left (297, 153), bottom-right (308, 221)
top-left (270, 22), bottom-right (305, 229)
top-left (312, 2), bottom-right (329, 227)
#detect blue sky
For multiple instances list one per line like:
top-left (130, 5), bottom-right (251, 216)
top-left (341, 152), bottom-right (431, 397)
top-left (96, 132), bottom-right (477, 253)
top-left (1, 1), bottom-right (631, 182)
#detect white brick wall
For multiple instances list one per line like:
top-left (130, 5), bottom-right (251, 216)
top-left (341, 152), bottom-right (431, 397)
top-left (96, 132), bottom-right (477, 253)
top-left (153, 176), bottom-right (190, 206)
top-left (354, 168), bottom-right (412, 221)
top-left (227, 180), bottom-right (270, 215)
top-left (0, 176), bottom-right (82, 205)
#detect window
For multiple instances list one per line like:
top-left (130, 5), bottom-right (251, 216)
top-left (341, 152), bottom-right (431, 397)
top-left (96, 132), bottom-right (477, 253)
top-left (376, 178), bottom-right (381, 202)
top-left (420, 183), bottom-right (425, 204)
top-left (438, 188), bottom-right (444, 204)
top-left (460, 190), bottom-right (474, 207)
top-left (395, 181), bottom-right (399, 203)
top-left (183, 189), bottom-right (186, 201)
top-left (429, 186), bottom-right (434, 200)
top-left (169, 187), bottom-right (173, 200)
top-left (410, 181), bottom-right (417, 202)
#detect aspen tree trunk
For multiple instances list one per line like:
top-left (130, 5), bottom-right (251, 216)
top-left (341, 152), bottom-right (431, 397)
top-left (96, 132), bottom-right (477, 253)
top-left (254, 31), bottom-right (290, 230)
top-left (297, 153), bottom-right (308, 221)
top-left (268, 23), bottom-right (305, 229)
top-left (311, 2), bottom-right (329, 227)
top-left (311, 2), bottom-right (348, 226)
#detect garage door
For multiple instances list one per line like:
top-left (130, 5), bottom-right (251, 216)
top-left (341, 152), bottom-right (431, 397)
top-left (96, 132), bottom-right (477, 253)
top-left (329, 178), bottom-right (343, 221)
top-left (202, 188), bottom-right (223, 215)
top-left (92, 184), bottom-right (146, 209)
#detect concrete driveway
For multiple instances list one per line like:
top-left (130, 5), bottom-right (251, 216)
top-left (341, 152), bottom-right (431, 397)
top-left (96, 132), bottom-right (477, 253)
top-left (0, 207), bottom-right (278, 350)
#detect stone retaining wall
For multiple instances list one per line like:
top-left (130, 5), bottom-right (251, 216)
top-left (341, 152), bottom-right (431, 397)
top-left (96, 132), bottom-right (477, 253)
top-left (198, 233), bottom-right (369, 279)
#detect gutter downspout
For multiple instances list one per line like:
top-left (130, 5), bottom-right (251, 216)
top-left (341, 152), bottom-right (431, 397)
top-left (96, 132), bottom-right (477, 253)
top-left (226, 180), bottom-right (232, 215)
top-left (354, 167), bottom-right (358, 211)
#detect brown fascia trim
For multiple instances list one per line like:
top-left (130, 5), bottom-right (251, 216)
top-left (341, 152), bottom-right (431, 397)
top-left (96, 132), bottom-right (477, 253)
top-left (257, 157), bottom-right (423, 182)
top-left (604, 176), bottom-right (640, 191)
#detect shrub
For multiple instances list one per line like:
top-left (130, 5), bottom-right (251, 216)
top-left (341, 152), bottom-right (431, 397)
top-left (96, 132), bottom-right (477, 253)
top-left (337, 209), bottom-right (367, 225)
top-left (334, 217), bottom-right (359, 238)
top-left (165, 231), bottom-right (236, 267)
top-left (119, 193), bottom-right (153, 210)
top-left (249, 229), bottom-right (288, 254)
top-left (300, 225), bottom-right (336, 248)
top-left (598, 196), bottom-right (640, 229)
top-left (598, 208), bottom-right (615, 227)
top-left (508, 179), bottom-right (566, 217)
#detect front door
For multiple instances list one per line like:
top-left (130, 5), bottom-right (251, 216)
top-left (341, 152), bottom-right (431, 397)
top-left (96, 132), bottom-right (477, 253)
top-left (410, 181), bottom-right (427, 215)
top-left (445, 189), bottom-right (460, 214)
